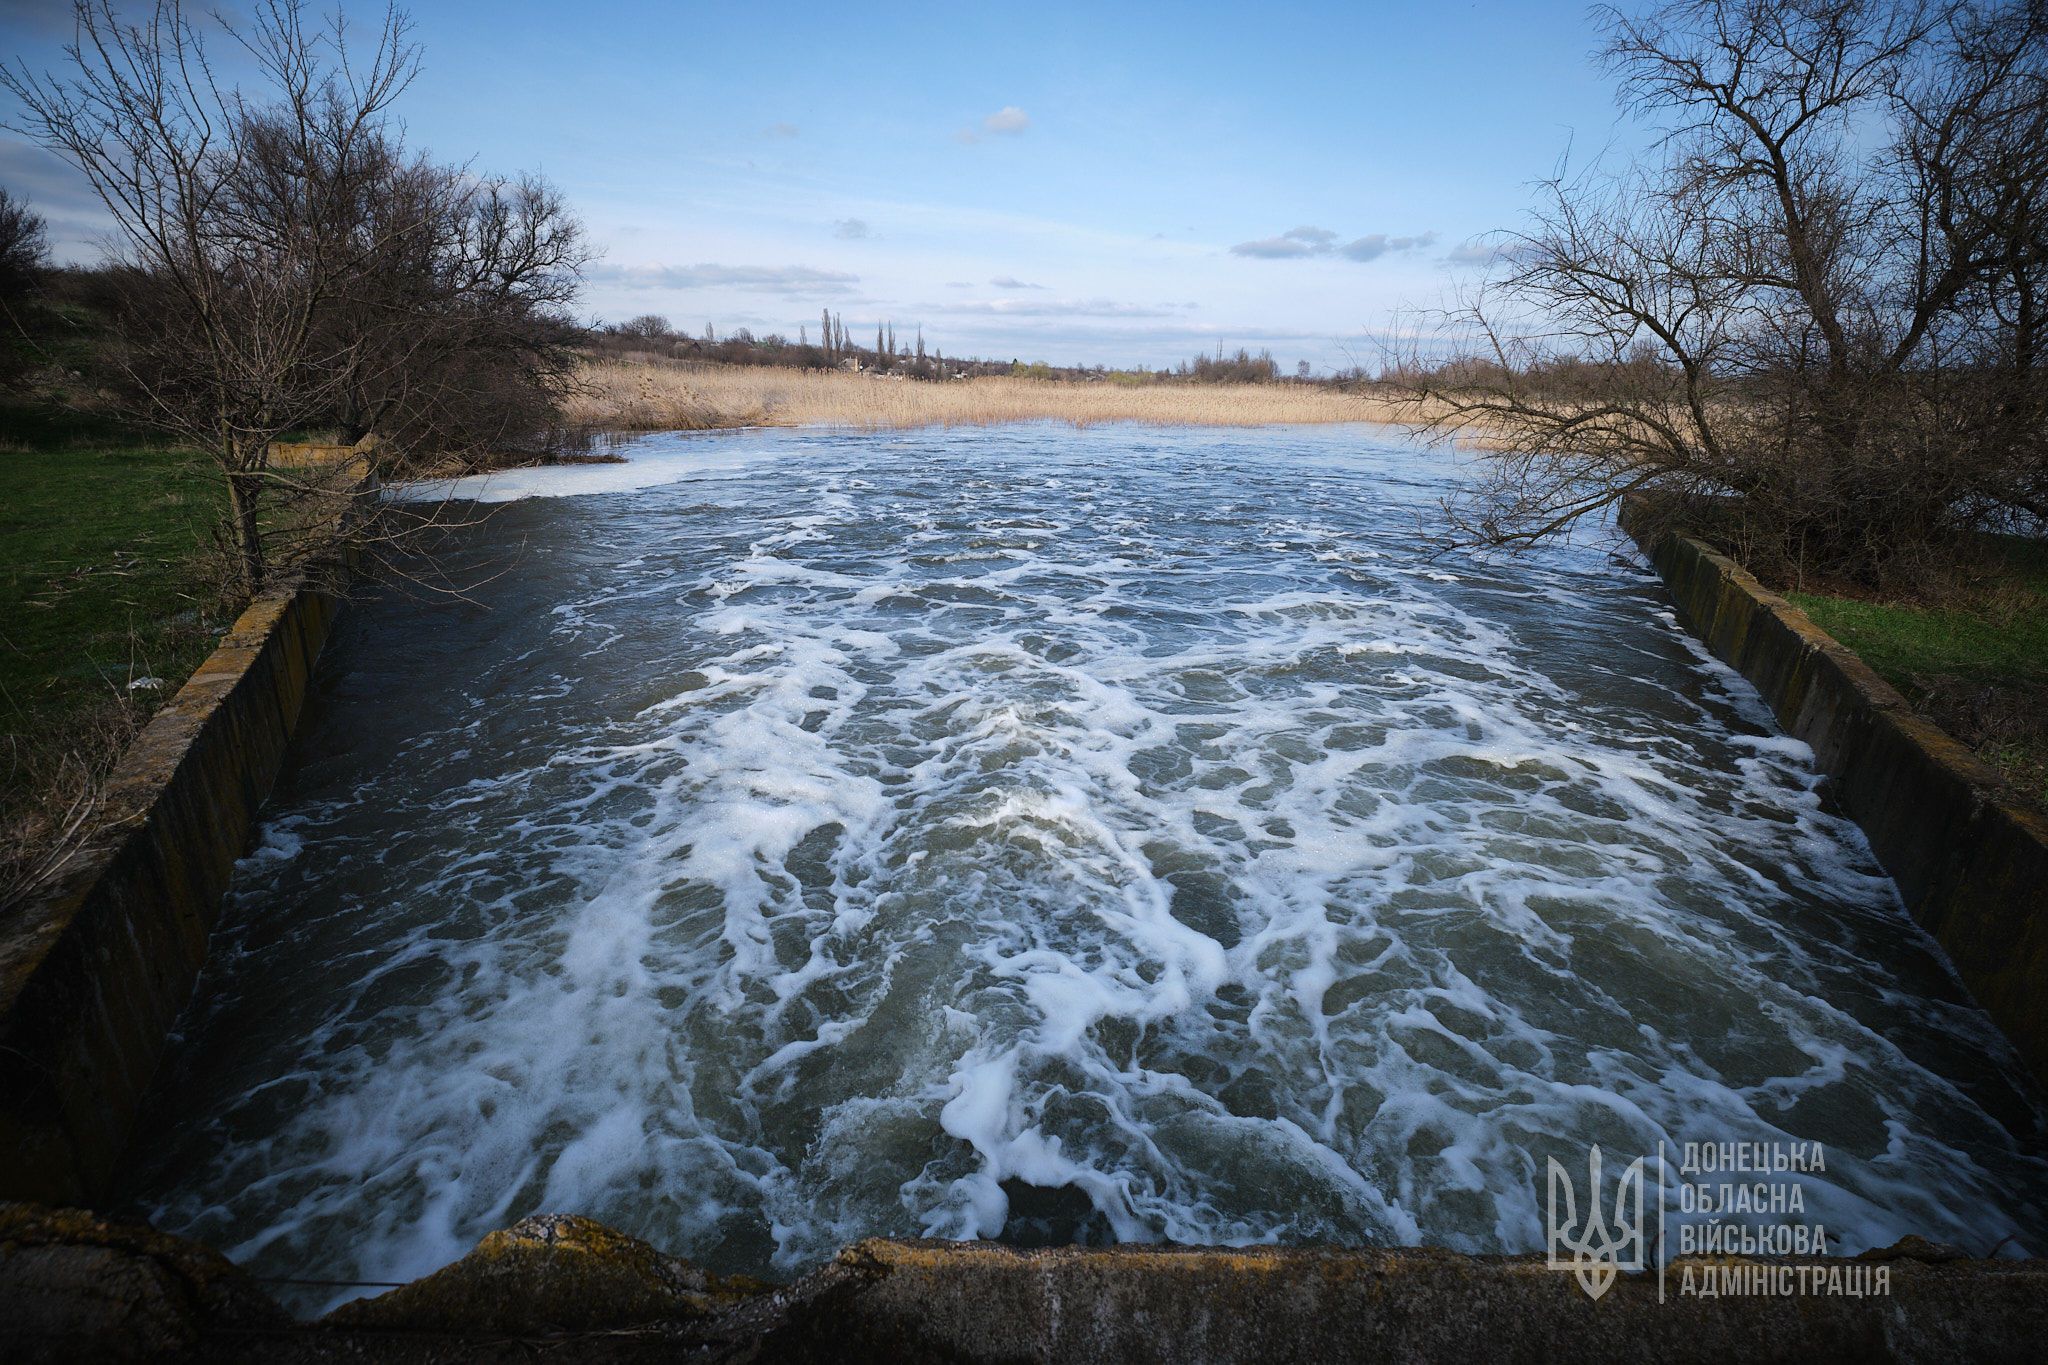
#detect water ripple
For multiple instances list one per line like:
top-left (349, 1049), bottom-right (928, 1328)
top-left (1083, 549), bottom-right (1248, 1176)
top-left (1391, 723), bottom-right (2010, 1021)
top-left (129, 424), bottom-right (2048, 1310)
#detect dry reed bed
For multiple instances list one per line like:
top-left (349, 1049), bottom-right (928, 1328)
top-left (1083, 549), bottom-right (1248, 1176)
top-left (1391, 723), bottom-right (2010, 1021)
top-left (561, 360), bottom-right (1419, 432)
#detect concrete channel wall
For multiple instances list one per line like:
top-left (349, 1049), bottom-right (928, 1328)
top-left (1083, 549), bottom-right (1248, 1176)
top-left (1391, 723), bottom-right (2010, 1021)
top-left (1623, 510), bottom-right (2048, 1087)
top-left (0, 575), bottom-right (342, 1206)
top-left (4, 1204), bottom-right (2042, 1361)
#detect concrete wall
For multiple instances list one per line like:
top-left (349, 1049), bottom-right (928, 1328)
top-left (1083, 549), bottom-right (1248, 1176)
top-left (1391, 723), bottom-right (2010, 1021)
top-left (0, 577), bottom-right (342, 1206)
top-left (6, 1205), bottom-right (2042, 1361)
top-left (1623, 510), bottom-right (2048, 1087)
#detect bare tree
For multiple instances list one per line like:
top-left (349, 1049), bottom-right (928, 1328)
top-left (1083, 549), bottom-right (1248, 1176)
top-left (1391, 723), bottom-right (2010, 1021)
top-left (0, 187), bottom-right (49, 382)
top-left (617, 314), bottom-right (673, 341)
top-left (1402, 0), bottom-right (2048, 588)
top-left (314, 145), bottom-right (588, 469)
top-left (3, 1), bottom-right (424, 595)
top-left (0, 187), bottom-right (46, 302)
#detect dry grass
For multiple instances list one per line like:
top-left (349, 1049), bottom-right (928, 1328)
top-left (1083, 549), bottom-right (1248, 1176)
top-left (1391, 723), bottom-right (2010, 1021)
top-left (561, 359), bottom-right (1423, 433)
top-left (1, 692), bottom-right (146, 912)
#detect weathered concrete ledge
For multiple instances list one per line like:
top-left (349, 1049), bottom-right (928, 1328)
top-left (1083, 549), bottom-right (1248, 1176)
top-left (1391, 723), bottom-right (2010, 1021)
top-left (1622, 508), bottom-right (2048, 1087)
top-left (0, 572), bottom-right (343, 1207)
top-left (4, 1204), bottom-right (2042, 1362)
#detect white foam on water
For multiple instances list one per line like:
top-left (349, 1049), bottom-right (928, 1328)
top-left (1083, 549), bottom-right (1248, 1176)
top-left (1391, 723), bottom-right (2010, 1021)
top-left (134, 425), bottom-right (2048, 1312)
top-left (388, 428), bottom-right (784, 503)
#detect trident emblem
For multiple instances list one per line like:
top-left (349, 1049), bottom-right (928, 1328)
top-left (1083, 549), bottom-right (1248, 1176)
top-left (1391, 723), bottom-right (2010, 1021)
top-left (1546, 1145), bottom-right (1646, 1301)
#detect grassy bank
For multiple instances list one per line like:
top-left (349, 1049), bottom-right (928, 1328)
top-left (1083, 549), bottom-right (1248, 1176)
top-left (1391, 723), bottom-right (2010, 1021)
top-left (562, 358), bottom-right (1421, 432)
top-left (0, 400), bottom-right (229, 898)
top-left (1788, 537), bottom-right (2048, 809)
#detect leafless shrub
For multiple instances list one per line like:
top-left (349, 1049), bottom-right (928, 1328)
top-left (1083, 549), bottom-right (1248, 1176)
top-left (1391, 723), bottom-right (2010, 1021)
top-left (0, 186), bottom-right (50, 383)
top-left (1398, 0), bottom-right (2048, 589)
top-left (3, 2), bottom-right (421, 595)
top-left (3, 2), bottom-right (587, 597)
top-left (0, 696), bottom-right (138, 913)
top-left (0, 612), bottom-right (211, 913)
top-left (0, 187), bottom-right (45, 303)
top-left (315, 145), bottom-right (589, 471)
top-left (1181, 347), bottom-right (1281, 383)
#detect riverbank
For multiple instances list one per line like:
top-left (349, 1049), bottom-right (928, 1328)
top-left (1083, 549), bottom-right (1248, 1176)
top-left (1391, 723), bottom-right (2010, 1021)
top-left (1622, 506), bottom-right (2048, 1087)
top-left (0, 563), bottom-right (343, 1205)
top-left (1783, 539), bottom-right (2048, 813)
top-left (0, 400), bottom-right (232, 904)
top-left (0, 395), bottom-right (374, 905)
top-left (560, 358), bottom-right (1418, 431)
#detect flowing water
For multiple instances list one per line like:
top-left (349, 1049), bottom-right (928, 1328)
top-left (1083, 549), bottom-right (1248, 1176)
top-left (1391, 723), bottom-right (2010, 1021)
top-left (128, 424), bottom-right (2048, 1308)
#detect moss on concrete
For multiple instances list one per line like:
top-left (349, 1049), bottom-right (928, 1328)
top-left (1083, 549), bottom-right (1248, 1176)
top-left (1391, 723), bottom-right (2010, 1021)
top-left (0, 1202), bottom-right (286, 1363)
top-left (323, 1213), bottom-right (769, 1334)
top-left (746, 1237), bottom-right (2048, 1364)
top-left (5, 1205), bottom-right (2044, 1362)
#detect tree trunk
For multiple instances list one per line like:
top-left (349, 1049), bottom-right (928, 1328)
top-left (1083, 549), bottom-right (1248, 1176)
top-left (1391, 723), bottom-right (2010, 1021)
top-left (228, 469), bottom-right (265, 598)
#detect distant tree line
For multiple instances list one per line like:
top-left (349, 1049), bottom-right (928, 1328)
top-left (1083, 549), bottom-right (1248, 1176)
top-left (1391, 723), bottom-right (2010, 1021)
top-left (589, 311), bottom-right (980, 381)
top-left (1181, 347), bottom-right (1281, 383)
top-left (585, 321), bottom-right (1313, 389)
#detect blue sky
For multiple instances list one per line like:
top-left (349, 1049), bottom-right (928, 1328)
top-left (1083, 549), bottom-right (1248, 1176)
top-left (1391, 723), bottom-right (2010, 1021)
top-left (2, 1), bottom-right (1641, 370)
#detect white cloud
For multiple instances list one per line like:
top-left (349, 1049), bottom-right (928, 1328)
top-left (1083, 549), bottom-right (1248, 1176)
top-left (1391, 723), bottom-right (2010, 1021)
top-left (983, 105), bottom-right (1030, 134)
top-left (989, 275), bottom-right (1044, 290)
top-left (1340, 231), bottom-right (1437, 261)
top-left (833, 218), bottom-right (872, 240)
top-left (589, 262), bottom-right (860, 296)
top-left (933, 297), bottom-right (1180, 318)
top-left (0, 139), bottom-right (101, 216)
top-left (957, 105), bottom-right (1031, 143)
top-left (765, 122), bottom-right (800, 138)
top-left (1441, 238), bottom-right (1537, 267)
top-left (1230, 225), bottom-right (1437, 262)
top-left (0, 139), bottom-right (115, 260)
top-left (910, 319), bottom-right (1376, 370)
top-left (1228, 231), bottom-right (1327, 257)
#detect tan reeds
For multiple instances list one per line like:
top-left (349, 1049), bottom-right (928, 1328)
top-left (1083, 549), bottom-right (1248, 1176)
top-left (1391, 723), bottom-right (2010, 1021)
top-left (561, 360), bottom-right (1422, 432)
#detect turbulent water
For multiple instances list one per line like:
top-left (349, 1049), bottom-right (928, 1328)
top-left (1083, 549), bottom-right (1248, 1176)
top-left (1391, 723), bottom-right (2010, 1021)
top-left (129, 424), bottom-right (2048, 1309)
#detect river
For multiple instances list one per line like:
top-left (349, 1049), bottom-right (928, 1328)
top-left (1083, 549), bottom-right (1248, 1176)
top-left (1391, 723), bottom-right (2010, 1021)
top-left (126, 423), bottom-right (2048, 1308)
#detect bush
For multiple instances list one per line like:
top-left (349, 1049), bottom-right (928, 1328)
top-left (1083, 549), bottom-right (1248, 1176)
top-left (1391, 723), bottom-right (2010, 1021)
top-left (1404, 0), bottom-right (2048, 589)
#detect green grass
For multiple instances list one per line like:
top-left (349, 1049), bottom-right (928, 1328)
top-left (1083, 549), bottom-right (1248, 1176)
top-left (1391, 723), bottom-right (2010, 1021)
top-left (1789, 590), bottom-right (2048, 687)
top-left (0, 399), bottom-right (227, 757)
top-left (1789, 536), bottom-right (2048, 808)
